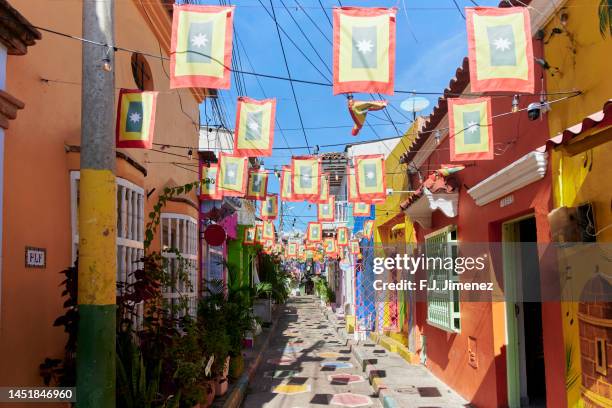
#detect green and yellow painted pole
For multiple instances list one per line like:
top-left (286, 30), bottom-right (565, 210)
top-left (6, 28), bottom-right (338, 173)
top-left (77, 0), bottom-right (116, 406)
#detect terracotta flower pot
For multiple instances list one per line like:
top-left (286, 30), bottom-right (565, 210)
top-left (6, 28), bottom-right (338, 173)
top-left (215, 377), bottom-right (228, 396)
top-left (229, 354), bottom-right (245, 380)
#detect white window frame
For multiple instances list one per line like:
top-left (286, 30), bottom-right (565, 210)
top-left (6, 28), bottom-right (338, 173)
top-left (160, 213), bottom-right (198, 317)
top-left (425, 225), bottom-right (461, 333)
top-left (70, 171), bottom-right (145, 327)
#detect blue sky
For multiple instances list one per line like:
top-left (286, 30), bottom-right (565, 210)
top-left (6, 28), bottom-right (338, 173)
top-left (199, 0), bottom-right (499, 232)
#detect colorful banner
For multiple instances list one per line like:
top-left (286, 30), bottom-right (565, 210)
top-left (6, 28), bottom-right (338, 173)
top-left (262, 220), bottom-right (275, 241)
top-left (353, 202), bottom-right (371, 217)
top-left (287, 243), bottom-right (298, 258)
top-left (355, 154), bottom-right (386, 201)
top-left (363, 219), bottom-right (374, 239)
top-left (280, 165), bottom-right (299, 202)
top-left (348, 99), bottom-right (388, 136)
top-left (466, 7), bottom-right (534, 93)
top-left (261, 194), bottom-right (279, 221)
top-left (448, 97), bottom-right (494, 161)
top-left (199, 162), bottom-right (221, 200)
top-left (244, 227), bottom-right (255, 245)
top-left (318, 196), bottom-right (335, 222)
top-left (245, 169), bottom-right (268, 201)
top-left (333, 7), bottom-right (397, 95)
top-left (347, 165), bottom-right (360, 203)
top-left (218, 153), bottom-right (248, 196)
top-left (291, 156), bottom-right (321, 201)
top-left (307, 222), bottom-right (323, 243)
top-left (350, 240), bottom-right (360, 255)
top-left (170, 4), bottom-right (234, 89)
top-left (116, 89), bottom-right (158, 149)
top-left (324, 238), bottom-right (338, 256)
top-left (255, 224), bottom-right (263, 244)
top-left (337, 227), bottom-right (349, 246)
top-left (234, 97), bottom-right (276, 156)
top-left (316, 174), bottom-right (330, 204)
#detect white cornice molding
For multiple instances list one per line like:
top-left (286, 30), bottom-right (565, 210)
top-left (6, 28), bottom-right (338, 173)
top-left (467, 151), bottom-right (548, 206)
top-left (404, 188), bottom-right (459, 228)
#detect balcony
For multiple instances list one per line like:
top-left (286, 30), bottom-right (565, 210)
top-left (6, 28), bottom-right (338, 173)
top-left (322, 200), bottom-right (349, 230)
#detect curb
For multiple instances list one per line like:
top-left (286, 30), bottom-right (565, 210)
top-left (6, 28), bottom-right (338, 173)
top-left (221, 306), bottom-right (281, 408)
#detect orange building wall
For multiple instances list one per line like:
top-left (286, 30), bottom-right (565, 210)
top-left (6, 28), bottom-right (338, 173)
top-left (0, 0), bottom-right (200, 393)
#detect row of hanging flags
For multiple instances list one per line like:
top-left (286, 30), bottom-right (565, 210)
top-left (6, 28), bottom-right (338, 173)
top-left (116, 4), bottom-right (535, 160)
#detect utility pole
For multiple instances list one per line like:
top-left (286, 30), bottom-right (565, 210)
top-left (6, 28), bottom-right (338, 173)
top-left (77, 0), bottom-right (116, 406)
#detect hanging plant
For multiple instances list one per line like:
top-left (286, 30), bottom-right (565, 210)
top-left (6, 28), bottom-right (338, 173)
top-left (600, 0), bottom-right (612, 37)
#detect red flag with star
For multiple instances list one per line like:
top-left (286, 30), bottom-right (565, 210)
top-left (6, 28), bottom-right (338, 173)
top-left (170, 4), bottom-right (234, 89)
top-left (261, 194), bottom-right (279, 221)
top-left (448, 97), bottom-right (494, 161)
top-left (218, 153), bottom-right (248, 196)
top-left (348, 99), bottom-right (388, 136)
top-left (199, 162), bottom-right (222, 200)
top-left (333, 7), bottom-right (397, 95)
top-left (234, 97), bottom-right (276, 157)
top-left (466, 7), bottom-right (534, 93)
top-left (318, 196), bottom-right (335, 222)
top-left (291, 156), bottom-right (322, 201)
top-left (245, 169), bottom-right (268, 201)
top-left (116, 89), bottom-right (158, 149)
top-left (307, 222), bottom-right (323, 243)
top-left (355, 154), bottom-right (386, 202)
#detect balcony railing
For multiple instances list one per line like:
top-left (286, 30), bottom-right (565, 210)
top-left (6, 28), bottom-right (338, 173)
top-left (323, 200), bottom-right (349, 229)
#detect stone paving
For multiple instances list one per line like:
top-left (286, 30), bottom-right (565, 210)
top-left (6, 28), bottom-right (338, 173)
top-left (242, 296), bottom-right (382, 408)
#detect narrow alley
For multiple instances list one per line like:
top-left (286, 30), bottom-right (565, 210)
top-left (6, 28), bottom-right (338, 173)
top-left (242, 296), bottom-right (383, 408)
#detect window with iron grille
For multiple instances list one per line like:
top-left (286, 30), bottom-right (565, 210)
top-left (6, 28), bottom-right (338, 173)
top-left (70, 171), bottom-right (145, 329)
top-left (425, 225), bottom-right (460, 333)
top-left (160, 213), bottom-right (198, 317)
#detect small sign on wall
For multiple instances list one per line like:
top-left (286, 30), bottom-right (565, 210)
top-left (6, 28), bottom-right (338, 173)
top-left (25, 246), bottom-right (46, 268)
top-left (500, 194), bottom-right (514, 208)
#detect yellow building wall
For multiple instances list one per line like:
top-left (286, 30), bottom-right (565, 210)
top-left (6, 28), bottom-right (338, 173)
top-left (544, 1), bottom-right (612, 406)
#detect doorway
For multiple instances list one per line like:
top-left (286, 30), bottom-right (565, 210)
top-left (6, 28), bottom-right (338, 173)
top-left (502, 215), bottom-right (547, 408)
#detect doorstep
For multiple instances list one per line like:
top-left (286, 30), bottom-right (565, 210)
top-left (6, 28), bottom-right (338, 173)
top-left (369, 331), bottom-right (419, 364)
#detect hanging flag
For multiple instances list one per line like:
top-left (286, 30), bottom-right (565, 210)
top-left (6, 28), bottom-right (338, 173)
top-left (448, 97), bottom-right (494, 161)
top-left (199, 162), bottom-right (221, 200)
top-left (316, 174), bottom-right (330, 204)
top-left (261, 194), bottom-right (279, 221)
top-left (349, 239), bottom-right (360, 255)
top-left (466, 7), bottom-right (534, 93)
top-left (244, 227), bottom-right (256, 245)
top-left (355, 154), bottom-right (386, 202)
top-left (170, 4), bottom-right (234, 89)
top-left (287, 243), bottom-right (298, 258)
top-left (246, 169), bottom-right (268, 201)
top-left (298, 244), bottom-right (305, 258)
top-left (307, 222), bottom-right (323, 243)
top-left (218, 153), bottom-right (248, 196)
top-left (337, 227), bottom-right (349, 246)
top-left (280, 165), bottom-right (298, 202)
top-left (116, 89), bottom-right (158, 149)
top-left (234, 97), bottom-right (276, 156)
top-left (262, 220), bottom-right (275, 241)
top-left (318, 196), bottom-right (335, 222)
top-left (348, 99), bottom-right (388, 136)
top-left (353, 202), bottom-right (371, 217)
top-left (363, 219), bottom-right (374, 240)
top-left (255, 224), bottom-right (263, 244)
top-left (333, 7), bottom-right (397, 95)
top-left (347, 165), bottom-right (360, 203)
top-left (324, 238), bottom-right (338, 256)
top-left (292, 156), bottom-right (321, 201)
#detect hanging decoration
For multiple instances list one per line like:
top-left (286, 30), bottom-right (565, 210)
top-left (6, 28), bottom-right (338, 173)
top-left (116, 89), bottom-right (158, 149)
top-left (261, 194), bottom-right (279, 221)
top-left (317, 196), bottom-right (335, 222)
top-left (349, 239), bottom-right (360, 255)
top-left (170, 4), bottom-right (234, 89)
top-left (246, 169), bottom-right (269, 201)
top-left (280, 166), bottom-right (296, 202)
top-left (298, 244), bottom-right (305, 259)
top-left (307, 222), bottom-right (323, 243)
top-left (233, 97), bottom-right (276, 156)
top-left (244, 226), bottom-right (256, 245)
top-left (255, 224), bottom-right (263, 244)
top-left (316, 174), bottom-right (330, 204)
top-left (333, 7), bottom-right (397, 95)
top-left (355, 154), bottom-right (386, 202)
top-left (466, 7), bottom-right (534, 93)
top-left (348, 99), bottom-right (388, 136)
top-left (291, 156), bottom-right (322, 201)
top-left (204, 224), bottom-right (226, 246)
top-left (353, 202), bottom-right (370, 217)
top-left (346, 165), bottom-right (360, 203)
top-left (262, 220), bottom-right (275, 241)
top-left (324, 238), bottom-right (338, 256)
top-left (337, 227), bottom-right (349, 246)
top-left (217, 153), bottom-right (248, 196)
top-left (199, 162), bottom-right (221, 200)
top-left (287, 243), bottom-right (298, 258)
top-left (448, 97), bottom-right (494, 161)
top-left (363, 219), bottom-right (374, 240)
